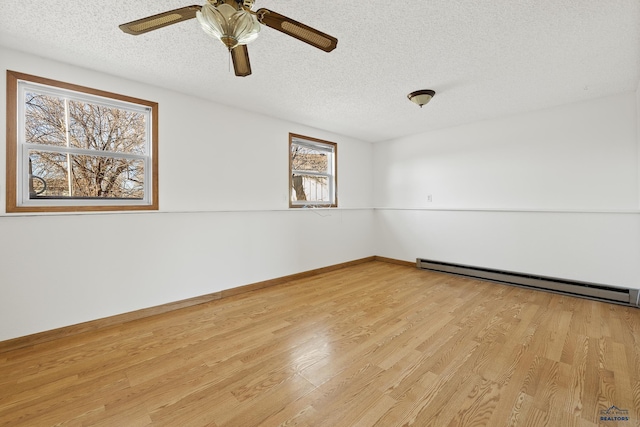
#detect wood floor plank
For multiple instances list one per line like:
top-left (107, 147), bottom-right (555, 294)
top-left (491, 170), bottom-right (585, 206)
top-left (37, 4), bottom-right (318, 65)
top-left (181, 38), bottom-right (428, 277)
top-left (0, 261), bottom-right (639, 426)
top-left (446, 376), bottom-right (502, 427)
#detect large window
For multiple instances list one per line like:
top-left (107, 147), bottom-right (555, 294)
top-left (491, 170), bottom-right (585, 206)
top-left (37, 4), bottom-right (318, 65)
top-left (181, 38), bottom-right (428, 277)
top-left (6, 71), bottom-right (158, 213)
top-left (289, 133), bottom-right (337, 208)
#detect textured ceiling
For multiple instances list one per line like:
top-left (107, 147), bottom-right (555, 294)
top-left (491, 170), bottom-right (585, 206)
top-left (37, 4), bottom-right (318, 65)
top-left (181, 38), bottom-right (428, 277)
top-left (1, 1), bottom-right (639, 143)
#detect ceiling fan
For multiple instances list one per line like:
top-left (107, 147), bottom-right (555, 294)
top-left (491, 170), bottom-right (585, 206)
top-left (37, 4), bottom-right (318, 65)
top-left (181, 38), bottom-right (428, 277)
top-left (119, 0), bottom-right (338, 77)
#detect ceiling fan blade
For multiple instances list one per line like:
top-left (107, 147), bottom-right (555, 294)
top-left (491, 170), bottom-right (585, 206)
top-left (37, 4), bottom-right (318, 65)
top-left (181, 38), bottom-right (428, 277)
top-left (256, 8), bottom-right (338, 52)
top-left (119, 5), bottom-right (202, 35)
top-left (231, 45), bottom-right (252, 77)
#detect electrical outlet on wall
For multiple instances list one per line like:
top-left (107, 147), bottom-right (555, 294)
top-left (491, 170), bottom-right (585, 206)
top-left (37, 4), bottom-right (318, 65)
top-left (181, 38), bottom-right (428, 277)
top-left (427, 194), bottom-right (433, 203)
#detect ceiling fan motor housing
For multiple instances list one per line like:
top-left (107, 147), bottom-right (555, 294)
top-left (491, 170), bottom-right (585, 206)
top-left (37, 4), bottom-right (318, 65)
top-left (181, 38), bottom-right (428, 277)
top-left (209, 0), bottom-right (254, 10)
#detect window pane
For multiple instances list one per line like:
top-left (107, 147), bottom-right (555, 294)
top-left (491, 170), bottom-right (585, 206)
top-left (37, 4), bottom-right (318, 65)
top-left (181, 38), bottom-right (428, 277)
top-left (291, 174), bottom-right (329, 203)
top-left (25, 92), bottom-right (67, 147)
top-left (24, 93), bottom-right (148, 155)
top-left (68, 100), bottom-right (147, 154)
top-left (291, 145), bottom-right (329, 173)
top-left (29, 150), bottom-right (69, 197)
top-left (29, 150), bottom-right (144, 199)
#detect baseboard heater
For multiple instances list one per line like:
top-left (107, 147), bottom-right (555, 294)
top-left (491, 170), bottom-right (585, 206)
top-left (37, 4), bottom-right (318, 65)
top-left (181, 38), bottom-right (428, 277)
top-left (416, 258), bottom-right (640, 307)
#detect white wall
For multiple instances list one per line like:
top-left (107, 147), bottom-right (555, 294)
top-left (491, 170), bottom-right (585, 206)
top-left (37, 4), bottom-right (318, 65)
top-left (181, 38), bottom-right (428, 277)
top-left (374, 94), bottom-right (638, 210)
top-left (637, 79), bottom-right (640, 208)
top-left (0, 47), bottom-right (374, 341)
top-left (374, 93), bottom-right (640, 289)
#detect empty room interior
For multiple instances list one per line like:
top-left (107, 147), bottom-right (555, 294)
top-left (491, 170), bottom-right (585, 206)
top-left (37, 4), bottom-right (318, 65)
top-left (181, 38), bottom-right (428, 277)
top-left (1, 1), bottom-right (639, 426)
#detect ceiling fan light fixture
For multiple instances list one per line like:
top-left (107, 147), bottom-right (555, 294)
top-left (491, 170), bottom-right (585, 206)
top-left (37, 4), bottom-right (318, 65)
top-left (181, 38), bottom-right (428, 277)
top-left (197, 3), bottom-right (260, 50)
top-left (408, 89), bottom-right (436, 108)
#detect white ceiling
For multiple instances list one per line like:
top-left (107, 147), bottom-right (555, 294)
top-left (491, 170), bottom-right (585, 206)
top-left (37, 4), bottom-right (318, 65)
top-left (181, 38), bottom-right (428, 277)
top-left (1, 1), bottom-right (639, 143)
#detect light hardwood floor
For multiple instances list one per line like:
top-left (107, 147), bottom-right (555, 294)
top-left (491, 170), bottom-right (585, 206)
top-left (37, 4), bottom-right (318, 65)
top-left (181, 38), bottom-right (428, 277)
top-left (1, 261), bottom-right (639, 426)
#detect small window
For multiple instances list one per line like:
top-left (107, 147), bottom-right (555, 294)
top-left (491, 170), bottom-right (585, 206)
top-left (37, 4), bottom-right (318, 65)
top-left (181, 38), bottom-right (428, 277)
top-left (6, 71), bottom-right (158, 213)
top-left (289, 133), bottom-right (337, 208)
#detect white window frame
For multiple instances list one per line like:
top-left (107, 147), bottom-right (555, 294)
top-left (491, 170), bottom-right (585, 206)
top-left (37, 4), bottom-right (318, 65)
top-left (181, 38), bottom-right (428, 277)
top-left (6, 71), bottom-right (159, 213)
top-left (289, 133), bottom-right (337, 208)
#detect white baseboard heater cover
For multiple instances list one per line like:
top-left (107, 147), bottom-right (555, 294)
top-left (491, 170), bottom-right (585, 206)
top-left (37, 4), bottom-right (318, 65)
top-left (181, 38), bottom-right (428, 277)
top-left (416, 258), bottom-right (640, 308)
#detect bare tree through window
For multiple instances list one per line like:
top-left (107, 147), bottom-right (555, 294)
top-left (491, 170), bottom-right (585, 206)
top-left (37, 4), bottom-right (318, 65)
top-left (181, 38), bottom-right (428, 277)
top-left (26, 93), bottom-right (146, 199)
